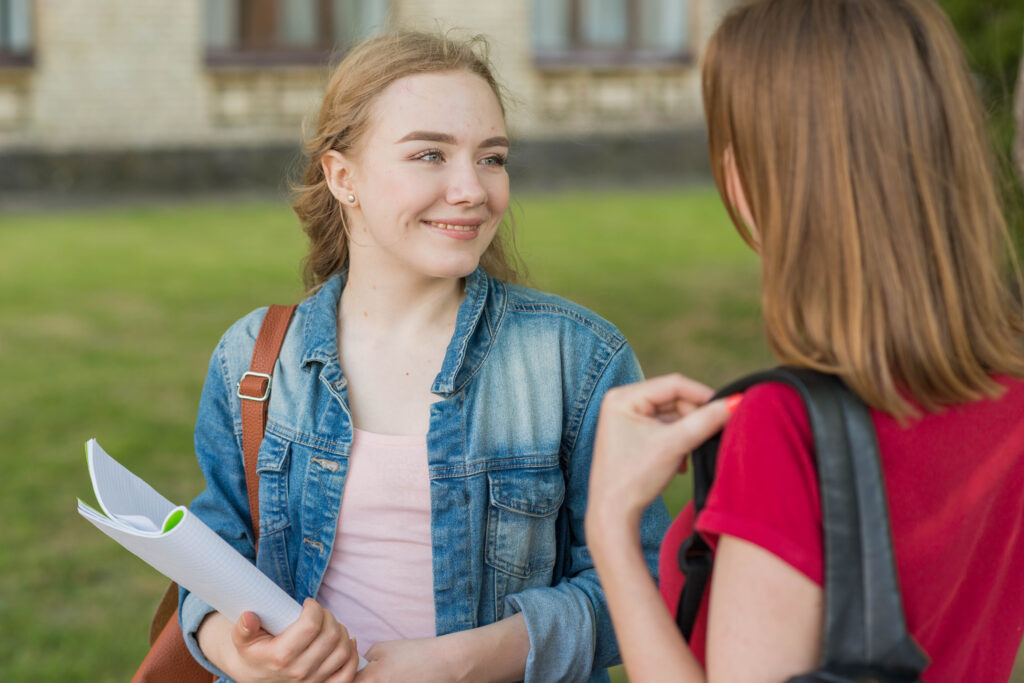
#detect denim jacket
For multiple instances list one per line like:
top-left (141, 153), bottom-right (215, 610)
top-left (179, 267), bottom-right (670, 682)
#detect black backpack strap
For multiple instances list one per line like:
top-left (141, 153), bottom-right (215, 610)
top-left (794, 370), bottom-right (928, 678)
top-left (676, 367), bottom-right (928, 679)
top-left (676, 367), bottom-right (804, 637)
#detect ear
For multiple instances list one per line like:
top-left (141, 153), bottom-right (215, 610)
top-left (321, 150), bottom-right (357, 204)
top-left (723, 146), bottom-right (759, 244)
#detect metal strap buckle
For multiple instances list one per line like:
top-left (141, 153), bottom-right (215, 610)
top-left (237, 371), bottom-right (273, 402)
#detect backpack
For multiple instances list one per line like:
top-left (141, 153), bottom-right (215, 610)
top-left (133, 304), bottom-right (296, 683)
top-left (675, 367), bottom-right (930, 682)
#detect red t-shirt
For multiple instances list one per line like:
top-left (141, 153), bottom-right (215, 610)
top-left (659, 377), bottom-right (1024, 681)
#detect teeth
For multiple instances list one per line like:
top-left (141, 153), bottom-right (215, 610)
top-left (426, 221), bottom-right (477, 231)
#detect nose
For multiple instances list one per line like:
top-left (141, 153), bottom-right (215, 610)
top-left (445, 160), bottom-right (488, 207)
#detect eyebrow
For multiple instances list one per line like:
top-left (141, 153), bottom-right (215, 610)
top-left (396, 131), bottom-right (510, 148)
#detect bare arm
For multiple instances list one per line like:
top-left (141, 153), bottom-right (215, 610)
top-left (586, 375), bottom-right (726, 682)
top-left (587, 507), bottom-right (705, 682)
top-left (705, 536), bottom-right (822, 682)
top-left (589, 521), bottom-right (823, 683)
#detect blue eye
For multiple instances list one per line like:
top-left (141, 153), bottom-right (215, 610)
top-left (481, 154), bottom-right (507, 167)
top-left (414, 150), bottom-right (444, 163)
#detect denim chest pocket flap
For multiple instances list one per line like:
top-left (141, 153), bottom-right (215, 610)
top-left (254, 435), bottom-right (291, 535)
top-left (485, 465), bottom-right (565, 579)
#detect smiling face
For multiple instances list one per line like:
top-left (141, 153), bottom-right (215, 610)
top-left (322, 69), bottom-right (510, 283)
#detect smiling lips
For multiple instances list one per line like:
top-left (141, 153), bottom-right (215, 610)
top-left (424, 219), bottom-right (481, 231)
top-left (423, 219), bottom-right (484, 240)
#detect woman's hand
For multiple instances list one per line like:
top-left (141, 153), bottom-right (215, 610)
top-left (198, 598), bottom-right (359, 682)
top-left (354, 613), bottom-right (529, 683)
top-left (587, 373), bottom-right (731, 533)
top-left (354, 637), bottom-right (454, 683)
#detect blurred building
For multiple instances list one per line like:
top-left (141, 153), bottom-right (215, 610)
top-left (0, 0), bottom-right (740, 195)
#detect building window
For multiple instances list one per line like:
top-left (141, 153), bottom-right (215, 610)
top-left (532, 0), bottom-right (691, 66)
top-left (0, 0), bottom-right (33, 66)
top-left (205, 0), bottom-right (388, 66)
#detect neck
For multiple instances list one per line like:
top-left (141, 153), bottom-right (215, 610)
top-left (340, 258), bottom-right (467, 334)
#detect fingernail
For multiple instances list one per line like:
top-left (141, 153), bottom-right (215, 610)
top-left (726, 393), bottom-right (743, 414)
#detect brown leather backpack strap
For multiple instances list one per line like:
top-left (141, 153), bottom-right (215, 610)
top-left (237, 304), bottom-right (297, 549)
top-left (148, 582), bottom-right (181, 646)
top-left (135, 304), bottom-right (296, 683)
top-left (133, 614), bottom-right (213, 683)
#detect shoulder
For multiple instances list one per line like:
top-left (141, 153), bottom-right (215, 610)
top-left (496, 279), bottom-right (628, 350)
top-left (215, 306), bottom-right (271, 359)
top-left (718, 381), bottom-right (817, 486)
top-left (730, 382), bottom-right (810, 435)
top-left (701, 380), bottom-right (824, 583)
top-left (475, 277), bottom-right (642, 403)
top-left (213, 279), bottom-right (331, 366)
top-left (720, 382), bottom-right (815, 476)
top-left (200, 307), bottom-right (273, 396)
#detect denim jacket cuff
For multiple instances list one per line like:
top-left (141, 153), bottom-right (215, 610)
top-left (504, 586), bottom-right (597, 683)
top-left (180, 591), bottom-right (232, 682)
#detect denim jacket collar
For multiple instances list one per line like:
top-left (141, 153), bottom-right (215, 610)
top-left (296, 267), bottom-right (500, 397)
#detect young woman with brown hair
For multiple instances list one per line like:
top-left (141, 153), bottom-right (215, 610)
top-left (586, 0), bottom-right (1024, 680)
top-left (179, 31), bottom-right (668, 683)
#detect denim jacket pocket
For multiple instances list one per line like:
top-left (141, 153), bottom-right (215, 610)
top-left (486, 465), bottom-right (565, 617)
top-left (253, 434), bottom-right (296, 595)
top-left (256, 435), bottom-right (292, 535)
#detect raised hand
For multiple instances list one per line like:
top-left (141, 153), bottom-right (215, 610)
top-left (587, 374), bottom-right (731, 529)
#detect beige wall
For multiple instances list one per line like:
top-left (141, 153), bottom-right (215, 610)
top-left (394, 0), bottom-right (725, 139)
top-left (3, 0), bottom-right (209, 151)
top-left (0, 0), bottom-right (739, 153)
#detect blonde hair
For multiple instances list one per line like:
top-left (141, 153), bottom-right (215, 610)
top-left (293, 30), bottom-right (522, 291)
top-left (704, 0), bottom-right (1024, 418)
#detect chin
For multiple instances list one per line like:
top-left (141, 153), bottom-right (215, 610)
top-left (432, 264), bottom-right (481, 280)
top-left (421, 255), bottom-right (484, 281)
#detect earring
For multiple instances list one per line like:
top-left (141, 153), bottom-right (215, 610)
top-left (346, 194), bottom-right (357, 204)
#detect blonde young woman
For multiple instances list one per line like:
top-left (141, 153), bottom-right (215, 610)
top-left (587, 0), bottom-right (1024, 680)
top-left (178, 31), bottom-right (668, 683)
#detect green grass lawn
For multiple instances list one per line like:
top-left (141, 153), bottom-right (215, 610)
top-left (1, 189), bottom-right (1018, 681)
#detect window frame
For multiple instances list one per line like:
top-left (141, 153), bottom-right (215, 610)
top-left (532, 0), bottom-right (694, 69)
top-left (0, 0), bottom-right (34, 68)
top-left (205, 0), bottom-right (358, 68)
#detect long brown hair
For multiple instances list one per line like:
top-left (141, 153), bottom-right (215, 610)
top-left (704, 0), bottom-right (1024, 418)
top-left (293, 30), bottom-right (522, 291)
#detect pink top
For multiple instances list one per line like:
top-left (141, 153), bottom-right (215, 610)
top-left (317, 428), bottom-right (436, 654)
